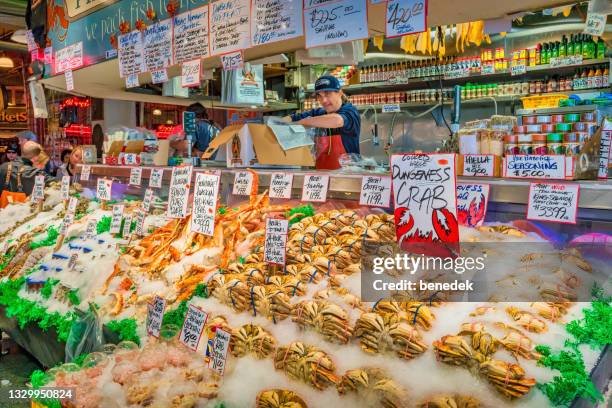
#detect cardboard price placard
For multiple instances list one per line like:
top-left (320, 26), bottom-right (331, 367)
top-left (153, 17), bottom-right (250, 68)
top-left (505, 155), bottom-right (565, 179)
top-left (191, 173), bottom-right (220, 236)
top-left (173, 7), bottom-right (210, 64)
top-left (385, 0), bottom-right (427, 38)
top-left (232, 171), bottom-right (253, 196)
top-left (96, 178), bottom-right (113, 201)
top-left (122, 214), bottom-right (133, 239)
top-left (179, 304), bottom-right (208, 351)
top-left (142, 188), bottom-right (154, 212)
top-left (135, 208), bottom-right (147, 236)
top-left (462, 154), bottom-right (495, 177)
top-left (59, 213), bottom-right (74, 235)
top-left (304, 0), bottom-right (368, 48)
top-left (149, 168), bottom-right (164, 188)
top-left (55, 42), bottom-right (83, 74)
top-left (269, 173), bottom-right (293, 199)
top-left (208, 328), bottom-right (231, 376)
top-left (147, 296), bottom-right (167, 338)
top-left (32, 175), bottom-right (45, 202)
top-left (457, 183), bottom-right (490, 227)
top-left (85, 219), bottom-right (97, 240)
top-left (61, 176), bottom-right (70, 200)
top-left (143, 19), bottom-right (173, 72)
top-left (109, 204), bottom-right (125, 234)
top-left (118, 31), bottom-right (145, 78)
top-left (181, 59), bottom-right (201, 88)
top-left (264, 218), bottom-right (289, 265)
top-left (251, 0), bottom-right (302, 46)
top-left (391, 153), bottom-right (459, 256)
top-left (210, 0), bottom-right (250, 55)
top-left (67, 196), bottom-right (78, 214)
top-left (129, 167), bottom-right (143, 186)
top-left (527, 182), bottom-right (579, 224)
top-left (359, 176), bottom-right (392, 207)
top-left (166, 165), bottom-right (193, 219)
top-left (80, 165), bottom-right (91, 181)
top-left (301, 174), bottom-right (329, 202)
top-left (221, 51), bottom-right (244, 71)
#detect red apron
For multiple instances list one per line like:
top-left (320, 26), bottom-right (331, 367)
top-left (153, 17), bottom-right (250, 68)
top-left (315, 133), bottom-right (346, 170)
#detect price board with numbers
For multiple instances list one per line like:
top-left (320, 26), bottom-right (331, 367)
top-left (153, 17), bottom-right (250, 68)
top-left (147, 296), bottom-right (166, 338)
top-left (208, 328), bottom-right (231, 376)
top-left (301, 175), bottom-right (329, 202)
top-left (527, 182), bottom-right (579, 224)
top-left (359, 176), bottom-right (392, 207)
top-left (269, 173), bottom-right (293, 199)
top-left (179, 304), bottom-right (208, 351)
top-left (263, 218), bottom-right (289, 265)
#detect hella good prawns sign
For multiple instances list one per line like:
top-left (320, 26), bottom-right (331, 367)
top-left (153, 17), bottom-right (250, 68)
top-left (391, 153), bottom-right (459, 256)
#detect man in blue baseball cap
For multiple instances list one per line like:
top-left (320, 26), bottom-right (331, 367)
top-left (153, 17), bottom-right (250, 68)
top-left (284, 75), bottom-right (360, 170)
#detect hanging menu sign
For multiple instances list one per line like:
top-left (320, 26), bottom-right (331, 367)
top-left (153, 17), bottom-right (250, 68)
top-left (129, 167), bottom-right (142, 186)
top-left (385, 0), bottom-right (427, 38)
top-left (359, 175), bottom-right (392, 207)
top-left (55, 42), bottom-right (83, 74)
top-left (61, 176), bottom-right (70, 200)
top-left (391, 153), bottom-right (458, 255)
top-left (173, 7), bottom-right (210, 64)
top-left (457, 183), bottom-right (490, 227)
top-left (210, 0), bottom-right (251, 55)
top-left (96, 178), bottom-right (112, 201)
top-left (191, 173), bottom-right (220, 236)
top-left (179, 304), bottom-right (208, 351)
top-left (147, 296), bottom-right (166, 338)
top-left (527, 182), bottom-right (579, 224)
top-left (122, 214), bottom-right (133, 239)
top-left (269, 173), bottom-right (293, 199)
top-left (181, 59), bottom-right (201, 87)
top-left (264, 218), bottom-right (289, 265)
top-left (144, 19), bottom-right (173, 72)
top-left (32, 175), bottom-right (45, 202)
top-left (232, 171), bottom-right (254, 196)
top-left (462, 154), bottom-right (495, 177)
top-left (251, 0), bottom-right (303, 46)
top-left (208, 328), bottom-right (231, 376)
top-left (142, 188), bottom-right (154, 212)
top-left (109, 204), bottom-right (125, 234)
top-left (80, 165), bottom-right (91, 181)
top-left (301, 174), bottom-right (329, 202)
top-left (149, 168), bottom-right (164, 188)
top-left (118, 31), bottom-right (145, 78)
top-left (505, 155), bottom-right (565, 179)
top-left (303, 0), bottom-right (368, 48)
top-left (167, 165), bottom-right (193, 219)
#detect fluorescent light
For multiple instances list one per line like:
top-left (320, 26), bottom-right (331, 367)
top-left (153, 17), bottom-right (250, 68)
top-left (0, 57), bottom-right (14, 68)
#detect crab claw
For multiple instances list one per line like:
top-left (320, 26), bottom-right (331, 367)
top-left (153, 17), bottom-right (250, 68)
top-left (432, 208), bottom-right (459, 242)
top-left (394, 207), bottom-right (414, 242)
top-left (468, 194), bottom-right (486, 226)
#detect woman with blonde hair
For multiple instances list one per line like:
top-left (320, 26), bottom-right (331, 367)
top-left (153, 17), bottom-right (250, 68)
top-left (56, 146), bottom-right (84, 179)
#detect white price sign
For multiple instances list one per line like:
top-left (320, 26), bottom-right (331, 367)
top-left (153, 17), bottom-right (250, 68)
top-left (232, 171), bottom-right (254, 196)
top-left (263, 218), bottom-right (289, 265)
top-left (59, 213), bottom-right (74, 235)
top-left (68, 253), bottom-right (78, 270)
top-left (67, 196), bottom-right (78, 214)
top-left (550, 55), bottom-right (583, 68)
top-left (179, 304), bottom-right (208, 351)
top-left (511, 61), bottom-right (526, 76)
top-left (191, 173), bottom-right (220, 236)
top-left (505, 155), bottom-right (566, 180)
top-left (385, 0), bottom-right (427, 38)
top-left (208, 328), bottom-right (231, 376)
top-left (166, 165), bottom-right (193, 219)
top-left (221, 51), bottom-right (244, 71)
top-left (457, 183), bottom-right (490, 227)
top-left (359, 176), bottom-right (392, 207)
top-left (382, 104), bottom-right (401, 113)
top-left (80, 165), bottom-right (91, 181)
top-left (304, 0), bottom-right (368, 48)
top-left (85, 219), bottom-right (97, 240)
top-left (135, 208), bottom-right (147, 236)
top-left (122, 214), bottom-right (133, 239)
top-left (301, 174), bottom-right (329, 202)
top-left (125, 74), bottom-right (139, 88)
top-left (44, 47), bottom-right (53, 65)
top-left (598, 123), bottom-right (611, 179)
top-left (527, 182), bottom-right (579, 224)
top-left (462, 154), bottom-right (495, 177)
top-left (129, 167), bottom-right (143, 186)
top-left (109, 204), bottom-right (125, 234)
top-left (147, 296), bottom-right (167, 338)
top-left (96, 178), bottom-right (113, 201)
top-left (584, 1), bottom-right (606, 37)
top-left (181, 59), bottom-right (201, 87)
top-left (149, 168), bottom-right (164, 188)
top-left (61, 175), bottom-right (70, 200)
top-left (26, 30), bottom-right (37, 51)
top-left (32, 175), bottom-right (45, 201)
top-left (151, 69), bottom-right (168, 84)
top-left (269, 173), bottom-right (293, 199)
top-left (142, 188), bottom-right (154, 212)
top-left (65, 70), bottom-right (74, 91)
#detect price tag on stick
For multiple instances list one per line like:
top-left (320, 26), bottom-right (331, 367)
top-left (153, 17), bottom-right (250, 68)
top-left (149, 168), bottom-right (164, 188)
top-left (142, 188), bottom-right (154, 212)
top-left (269, 173), bottom-right (293, 199)
top-left (80, 165), bottom-right (91, 181)
top-left (191, 173), bottom-right (220, 236)
top-left (67, 196), bottom-right (78, 214)
top-left (122, 214), bottom-right (133, 239)
top-left (109, 204), bottom-right (125, 234)
top-left (61, 176), bottom-right (70, 200)
top-left (360, 176), bottom-right (392, 207)
top-left (208, 328), bottom-right (231, 376)
top-left (179, 304), bottom-right (208, 351)
top-left (301, 174), bottom-right (329, 202)
top-left (264, 218), bottom-right (289, 265)
top-left (85, 219), bottom-right (97, 240)
top-left (129, 167), bottom-right (142, 186)
top-left (166, 165), bottom-right (193, 219)
top-left (527, 182), bottom-right (579, 224)
top-left (147, 296), bottom-right (167, 338)
top-left (32, 175), bottom-right (45, 202)
top-left (96, 178), bottom-right (113, 201)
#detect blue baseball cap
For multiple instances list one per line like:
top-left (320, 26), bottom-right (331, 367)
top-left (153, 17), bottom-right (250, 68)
top-left (314, 75), bottom-right (341, 94)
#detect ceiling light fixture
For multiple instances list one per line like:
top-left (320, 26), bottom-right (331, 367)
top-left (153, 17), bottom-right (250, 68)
top-left (152, 108), bottom-right (162, 116)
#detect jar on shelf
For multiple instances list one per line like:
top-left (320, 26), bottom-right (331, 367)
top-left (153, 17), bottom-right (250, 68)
top-left (532, 133), bottom-right (547, 155)
top-left (518, 134), bottom-right (533, 154)
top-left (504, 134), bottom-right (520, 155)
top-left (479, 129), bottom-right (492, 154)
top-left (546, 133), bottom-right (564, 155)
top-left (564, 133), bottom-right (581, 156)
top-left (458, 129), bottom-right (480, 155)
top-left (490, 130), bottom-right (505, 156)
top-left (520, 82), bottom-right (529, 95)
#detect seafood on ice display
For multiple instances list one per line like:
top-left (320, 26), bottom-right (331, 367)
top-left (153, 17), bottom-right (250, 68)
top-left (0, 175), bottom-right (609, 408)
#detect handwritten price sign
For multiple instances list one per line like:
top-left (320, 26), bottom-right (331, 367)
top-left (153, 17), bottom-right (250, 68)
top-left (129, 167), bottom-right (142, 186)
top-left (96, 178), bottom-right (113, 201)
top-left (80, 165), bottom-right (91, 181)
top-left (221, 51), bottom-right (244, 71)
top-left (125, 74), bottom-right (139, 88)
top-left (386, 0), bottom-right (427, 38)
top-left (232, 171), bottom-right (254, 196)
top-left (191, 173), bottom-right (220, 236)
top-left (208, 328), bottom-right (231, 376)
top-left (109, 204), bottom-right (125, 234)
top-left (59, 213), bottom-right (74, 235)
top-left (264, 218), bottom-right (289, 265)
top-left (32, 175), bottom-right (45, 202)
top-left (359, 176), bottom-right (392, 207)
top-left (167, 165), bottom-right (193, 219)
top-left (122, 214), bottom-right (133, 239)
top-left (147, 296), bottom-right (166, 338)
top-left (527, 182), bottom-right (579, 224)
top-left (134, 208), bottom-right (147, 236)
top-left (67, 196), bottom-right (78, 214)
top-left (61, 176), bottom-right (70, 200)
top-left (505, 155), bottom-right (565, 179)
top-left (85, 219), bottom-right (97, 240)
top-left (304, 0), bottom-right (368, 48)
top-left (462, 154), bottom-right (495, 177)
top-left (301, 174), bottom-right (329, 202)
top-left (179, 304), bottom-right (208, 351)
top-left (269, 173), bottom-right (293, 199)
top-left (149, 168), bottom-right (164, 188)
top-left (251, 0), bottom-right (302, 46)
top-left (151, 69), bottom-right (168, 84)
top-left (142, 188), bottom-right (154, 212)
top-left (173, 7), bottom-right (210, 64)
top-left (181, 59), bottom-right (201, 87)
top-left (510, 61), bottom-right (526, 76)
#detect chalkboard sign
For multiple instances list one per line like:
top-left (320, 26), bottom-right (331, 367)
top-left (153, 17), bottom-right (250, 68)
top-left (173, 7), bottom-right (210, 64)
top-left (210, 0), bottom-right (251, 55)
top-left (144, 19), bottom-right (173, 72)
top-left (251, 0), bottom-right (302, 46)
top-left (303, 0), bottom-right (368, 48)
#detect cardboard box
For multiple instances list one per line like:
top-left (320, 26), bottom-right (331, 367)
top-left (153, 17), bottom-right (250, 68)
top-left (202, 124), bottom-right (315, 168)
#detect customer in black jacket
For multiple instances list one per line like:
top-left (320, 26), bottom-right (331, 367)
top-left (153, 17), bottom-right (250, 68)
top-left (0, 142), bottom-right (52, 196)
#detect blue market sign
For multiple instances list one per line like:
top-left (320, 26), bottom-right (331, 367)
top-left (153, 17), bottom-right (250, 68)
top-left (46, 0), bottom-right (208, 77)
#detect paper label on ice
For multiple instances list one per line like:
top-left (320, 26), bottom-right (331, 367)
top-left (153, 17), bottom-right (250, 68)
top-left (232, 171), bottom-right (253, 196)
top-left (179, 304), bottom-right (208, 351)
top-left (208, 328), bottom-right (231, 375)
top-left (147, 296), bottom-right (166, 338)
top-left (129, 167), bottom-right (143, 186)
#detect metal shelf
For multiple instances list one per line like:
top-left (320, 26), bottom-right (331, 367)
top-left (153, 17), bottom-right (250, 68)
top-left (516, 104), bottom-right (600, 115)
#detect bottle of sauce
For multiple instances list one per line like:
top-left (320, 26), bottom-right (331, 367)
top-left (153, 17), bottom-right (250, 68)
top-left (580, 68), bottom-right (588, 90)
top-left (594, 66), bottom-right (602, 88)
top-left (597, 38), bottom-right (606, 59)
top-left (582, 35), bottom-right (590, 59)
top-left (567, 34), bottom-right (574, 57)
top-left (574, 35), bottom-right (582, 56)
top-left (587, 67), bottom-right (595, 89)
top-left (603, 65), bottom-right (609, 88)
top-left (535, 43), bottom-right (541, 65)
top-left (559, 37), bottom-right (567, 57)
